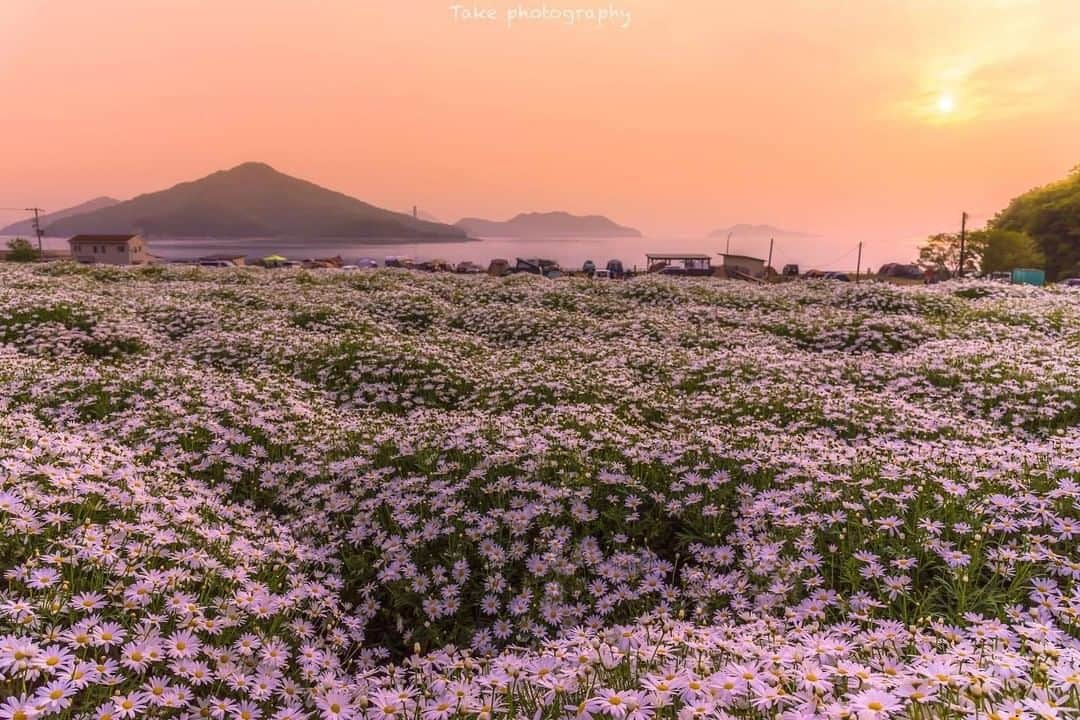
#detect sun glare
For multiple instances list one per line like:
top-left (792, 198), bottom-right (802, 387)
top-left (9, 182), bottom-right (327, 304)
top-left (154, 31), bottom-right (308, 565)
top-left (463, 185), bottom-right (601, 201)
top-left (937, 93), bottom-right (956, 114)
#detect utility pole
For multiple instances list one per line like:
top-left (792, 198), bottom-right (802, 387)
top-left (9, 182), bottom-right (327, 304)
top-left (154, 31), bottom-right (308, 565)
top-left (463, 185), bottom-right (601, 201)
top-left (726, 232), bottom-right (732, 255)
top-left (0, 207), bottom-right (46, 260)
top-left (855, 241), bottom-right (863, 283)
top-left (767, 237), bottom-right (774, 276)
top-left (957, 211), bottom-right (968, 278)
top-left (28, 207), bottom-right (45, 261)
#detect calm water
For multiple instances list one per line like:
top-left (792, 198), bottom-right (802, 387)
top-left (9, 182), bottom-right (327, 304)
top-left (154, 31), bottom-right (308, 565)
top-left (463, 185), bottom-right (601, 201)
top-left (5, 234), bottom-right (921, 272)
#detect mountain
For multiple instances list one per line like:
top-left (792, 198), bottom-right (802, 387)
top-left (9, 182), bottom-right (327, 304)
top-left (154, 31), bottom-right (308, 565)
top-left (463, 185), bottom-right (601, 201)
top-left (990, 165), bottom-right (1080, 281)
top-left (44, 162), bottom-right (467, 240)
top-left (1, 197), bottom-right (119, 235)
top-left (708, 224), bottom-right (819, 240)
top-left (456, 212), bottom-right (642, 238)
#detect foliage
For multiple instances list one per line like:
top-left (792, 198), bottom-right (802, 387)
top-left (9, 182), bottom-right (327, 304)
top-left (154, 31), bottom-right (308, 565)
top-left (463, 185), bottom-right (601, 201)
top-left (917, 232), bottom-right (984, 275)
top-left (992, 166), bottom-right (1080, 280)
top-left (5, 236), bottom-right (37, 262)
top-left (975, 228), bottom-right (1046, 273)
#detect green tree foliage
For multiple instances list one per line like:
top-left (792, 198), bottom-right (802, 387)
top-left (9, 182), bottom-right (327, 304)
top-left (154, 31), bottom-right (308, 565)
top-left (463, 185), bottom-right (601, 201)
top-left (974, 229), bottom-right (1045, 273)
top-left (918, 232), bottom-right (985, 276)
top-left (5, 237), bottom-right (37, 263)
top-left (991, 166), bottom-right (1080, 280)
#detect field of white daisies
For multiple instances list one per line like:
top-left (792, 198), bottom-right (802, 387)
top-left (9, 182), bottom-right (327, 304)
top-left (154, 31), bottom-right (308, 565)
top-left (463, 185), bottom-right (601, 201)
top-left (2, 262), bottom-right (1080, 720)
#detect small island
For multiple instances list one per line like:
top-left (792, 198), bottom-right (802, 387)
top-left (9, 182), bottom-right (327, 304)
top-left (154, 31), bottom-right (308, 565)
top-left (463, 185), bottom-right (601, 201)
top-left (456, 211), bottom-right (642, 238)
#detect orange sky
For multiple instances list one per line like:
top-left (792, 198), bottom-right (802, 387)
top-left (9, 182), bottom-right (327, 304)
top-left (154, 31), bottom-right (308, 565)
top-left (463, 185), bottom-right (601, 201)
top-left (2, 0), bottom-right (1079, 255)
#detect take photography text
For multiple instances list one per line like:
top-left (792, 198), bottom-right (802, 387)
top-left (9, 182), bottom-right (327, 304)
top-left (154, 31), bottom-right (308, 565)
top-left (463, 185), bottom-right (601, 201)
top-left (449, 3), bottom-right (633, 29)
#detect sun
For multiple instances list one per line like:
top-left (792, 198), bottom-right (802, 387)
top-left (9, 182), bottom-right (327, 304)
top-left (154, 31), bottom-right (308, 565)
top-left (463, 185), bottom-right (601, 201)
top-left (936, 93), bottom-right (956, 114)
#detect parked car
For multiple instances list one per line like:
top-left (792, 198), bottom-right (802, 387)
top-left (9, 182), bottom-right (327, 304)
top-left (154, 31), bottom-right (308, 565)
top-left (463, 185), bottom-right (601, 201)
top-left (782, 264), bottom-right (800, 277)
top-left (454, 261), bottom-right (483, 274)
top-left (417, 259), bottom-right (452, 272)
top-left (593, 268), bottom-right (612, 280)
top-left (515, 258), bottom-right (562, 276)
top-left (823, 272), bottom-right (851, 282)
top-left (356, 257), bottom-right (379, 269)
top-left (606, 259), bottom-right (625, 278)
top-left (582, 260), bottom-right (596, 276)
top-left (1061, 278), bottom-right (1080, 287)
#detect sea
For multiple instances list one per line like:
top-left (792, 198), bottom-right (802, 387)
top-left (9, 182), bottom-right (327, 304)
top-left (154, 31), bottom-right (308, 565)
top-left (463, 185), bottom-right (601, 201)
top-left (1, 234), bottom-right (922, 273)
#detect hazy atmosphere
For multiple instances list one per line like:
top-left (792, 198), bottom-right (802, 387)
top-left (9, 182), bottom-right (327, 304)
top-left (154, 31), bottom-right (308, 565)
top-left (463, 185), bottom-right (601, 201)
top-left (3, 0), bottom-right (1080, 265)
top-left (5, 4), bottom-right (1080, 720)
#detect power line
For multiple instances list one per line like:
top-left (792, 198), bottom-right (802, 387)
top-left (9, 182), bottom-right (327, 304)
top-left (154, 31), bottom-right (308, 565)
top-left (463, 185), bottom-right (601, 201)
top-left (0, 207), bottom-right (47, 260)
top-left (819, 244), bottom-right (861, 269)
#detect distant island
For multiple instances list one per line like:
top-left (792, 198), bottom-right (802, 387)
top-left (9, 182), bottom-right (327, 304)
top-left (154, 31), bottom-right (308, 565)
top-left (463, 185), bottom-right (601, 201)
top-left (456, 211), bottom-right (642, 238)
top-left (708, 224), bottom-right (819, 240)
top-left (43, 162), bottom-right (468, 240)
top-left (1, 197), bottom-right (119, 235)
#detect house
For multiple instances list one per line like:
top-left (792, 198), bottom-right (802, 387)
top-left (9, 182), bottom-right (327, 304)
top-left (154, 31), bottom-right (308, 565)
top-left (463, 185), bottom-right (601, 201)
top-left (719, 253), bottom-right (766, 279)
top-left (68, 234), bottom-right (151, 265)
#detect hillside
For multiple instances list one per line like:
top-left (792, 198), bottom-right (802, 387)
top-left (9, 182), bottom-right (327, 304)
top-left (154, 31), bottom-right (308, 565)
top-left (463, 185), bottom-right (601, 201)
top-left (44, 162), bottom-right (467, 239)
top-left (1, 197), bottom-right (119, 235)
top-left (991, 166), bottom-right (1080, 280)
top-left (456, 211), bottom-right (641, 237)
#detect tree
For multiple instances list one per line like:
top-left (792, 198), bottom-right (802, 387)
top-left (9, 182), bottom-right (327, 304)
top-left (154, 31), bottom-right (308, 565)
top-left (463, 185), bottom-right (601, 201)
top-left (974, 229), bottom-right (1045, 273)
top-left (5, 237), bottom-right (37, 263)
top-left (918, 232), bottom-right (985, 276)
top-left (991, 167), bottom-right (1080, 280)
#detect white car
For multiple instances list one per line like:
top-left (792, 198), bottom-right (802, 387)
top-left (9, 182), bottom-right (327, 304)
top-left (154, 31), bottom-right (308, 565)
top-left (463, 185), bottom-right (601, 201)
top-left (593, 269), bottom-right (613, 280)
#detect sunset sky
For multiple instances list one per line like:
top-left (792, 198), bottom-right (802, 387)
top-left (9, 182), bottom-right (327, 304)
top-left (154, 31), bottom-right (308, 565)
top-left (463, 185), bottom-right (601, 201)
top-left (2, 0), bottom-right (1079, 263)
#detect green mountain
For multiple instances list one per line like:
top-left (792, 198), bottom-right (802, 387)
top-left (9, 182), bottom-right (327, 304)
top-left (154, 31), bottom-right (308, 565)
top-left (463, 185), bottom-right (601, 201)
top-left (455, 211), bottom-right (641, 238)
top-left (991, 165), bottom-right (1080, 280)
top-left (1, 197), bottom-right (119, 235)
top-left (44, 162), bottom-right (467, 240)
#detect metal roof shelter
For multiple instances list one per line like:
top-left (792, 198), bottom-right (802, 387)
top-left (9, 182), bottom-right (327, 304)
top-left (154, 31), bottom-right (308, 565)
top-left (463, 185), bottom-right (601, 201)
top-left (646, 253), bottom-right (713, 276)
top-left (646, 253), bottom-right (712, 262)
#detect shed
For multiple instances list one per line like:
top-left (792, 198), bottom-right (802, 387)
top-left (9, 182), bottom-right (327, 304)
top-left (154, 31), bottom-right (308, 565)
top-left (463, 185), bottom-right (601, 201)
top-left (1011, 268), bottom-right (1045, 286)
top-left (719, 253), bottom-right (766, 279)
